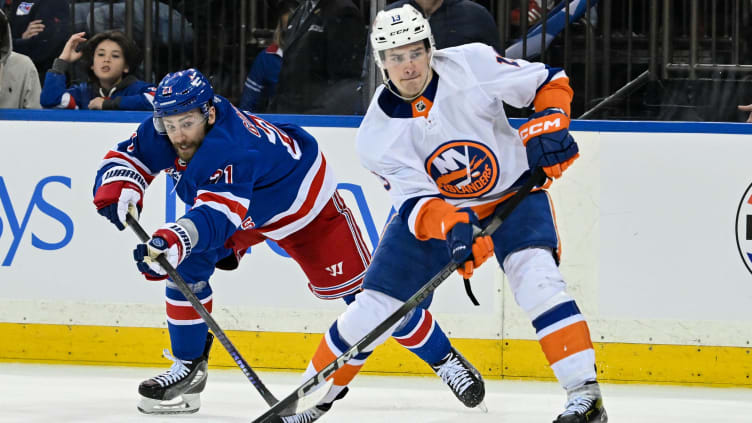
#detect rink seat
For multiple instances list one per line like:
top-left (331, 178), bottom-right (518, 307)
top-left (1, 110), bottom-right (751, 387)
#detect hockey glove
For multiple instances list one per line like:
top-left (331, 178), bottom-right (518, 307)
top-left (444, 208), bottom-right (495, 279)
top-left (133, 223), bottom-right (193, 281)
top-left (519, 108), bottom-right (579, 179)
top-left (93, 166), bottom-right (147, 230)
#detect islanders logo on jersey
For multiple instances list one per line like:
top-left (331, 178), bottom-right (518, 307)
top-left (425, 140), bottom-right (499, 198)
top-left (735, 182), bottom-right (752, 274)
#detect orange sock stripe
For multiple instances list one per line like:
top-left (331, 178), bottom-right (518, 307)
top-left (539, 320), bottom-right (594, 365)
top-left (311, 337), bottom-right (338, 375)
top-left (310, 336), bottom-right (364, 386)
top-left (332, 363), bottom-right (364, 386)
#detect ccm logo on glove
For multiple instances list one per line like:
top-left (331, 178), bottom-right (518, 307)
top-left (519, 113), bottom-right (570, 144)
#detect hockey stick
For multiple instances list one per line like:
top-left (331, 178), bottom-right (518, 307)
top-left (251, 168), bottom-right (547, 423)
top-left (125, 214), bottom-right (279, 406)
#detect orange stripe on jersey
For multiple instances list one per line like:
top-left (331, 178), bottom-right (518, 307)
top-left (310, 336), bottom-right (364, 386)
top-left (533, 77), bottom-right (573, 116)
top-left (539, 320), bottom-right (594, 365)
top-left (411, 95), bottom-right (433, 118)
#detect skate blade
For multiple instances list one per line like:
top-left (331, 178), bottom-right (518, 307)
top-left (137, 393), bottom-right (200, 415)
top-left (475, 400), bottom-right (488, 413)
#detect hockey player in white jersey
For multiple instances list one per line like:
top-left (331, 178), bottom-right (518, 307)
top-left (284, 4), bottom-right (607, 423)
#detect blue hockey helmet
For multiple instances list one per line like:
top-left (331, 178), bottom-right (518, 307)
top-left (153, 68), bottom-right (214, 134)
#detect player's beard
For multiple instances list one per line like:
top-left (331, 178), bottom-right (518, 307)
top-left (174, 121), bottom-right (211, 162)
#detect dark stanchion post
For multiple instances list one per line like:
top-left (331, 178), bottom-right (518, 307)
top-left (154, 0), bottom-right (160, 79)
top-left (520, 0), bottom-right (528, 58)
top-left (689, 0), bottom-right (698, 80)
top-left (649, 0), bottom-right (657, 81)
top-left (732, 0), bottom-right (740, 65)
top-left (602, 0), bottom-right (611, 102)
top-left (89, 0), bottom-right (95, 33)
top-left (206, 0), bottom-right (212, 78)
top-left (240, 0), bottom-right (247, 101)
top-left (497, 0), bottom-right (509, 52)
top-left (564, 0), bottom-right (570, 75)
top-left (711, 0), bottom-right (717, 65)
top-left (540, 0), bottom-right (547, 62)
top-left (662, 0), bottom-right (670, 80)
top-left (584, 0), bottom-right (592, 109)
top-left (144, 0), bottom-right (153, 82)
top-left (125, 0), bottom-right (134, 41)
top-left (168, 0), bottom-right (173, 71)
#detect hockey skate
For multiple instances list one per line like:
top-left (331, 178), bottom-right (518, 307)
top-left (431, 347), bottom-right (486, 410)
top-left (553, 381), bottom-right (608, 423)
top-left (137, 333), bottom-right (214, 415)
top-left (269, 387), bottom-right (349, 423)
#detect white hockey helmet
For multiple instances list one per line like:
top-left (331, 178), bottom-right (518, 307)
top-left (370, 4), bottom-right (436, 82)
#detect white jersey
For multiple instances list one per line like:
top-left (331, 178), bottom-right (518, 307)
top-left (357, 42), bottom-right (567, 236)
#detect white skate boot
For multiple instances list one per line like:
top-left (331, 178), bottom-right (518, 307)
top-left (554, 381), bottom-right (608, 422)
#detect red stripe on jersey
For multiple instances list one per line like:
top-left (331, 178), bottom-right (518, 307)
top-left (65, 94), bottom-right (77, 109)
top-left (259, 155), bottom-right (328, 233)
top-left (308, 276), bottom-right (364, 299)
top-left (395, 310), bottom-right (434, 348)
top-left (195, 191), bottom-right (249, 222)
top-left (102, 150), bottom-right (155, 185)
top-left (166, 299), bottom-right (213, 321)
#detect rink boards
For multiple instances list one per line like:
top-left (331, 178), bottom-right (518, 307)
top-left (0, 110), bottom-right (751, 387)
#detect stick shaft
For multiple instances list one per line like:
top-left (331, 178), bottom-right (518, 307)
top-left (126, 214), bottom-right (278, 406)
top-left (252, 168), bottom-right (545, 422)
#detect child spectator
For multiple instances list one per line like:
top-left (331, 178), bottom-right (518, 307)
top-left (40, 30), bottom-right (155, 110)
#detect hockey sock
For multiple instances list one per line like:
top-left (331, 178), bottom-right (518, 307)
top-left (302, 321), bottom-right (372, 398)
top-left (392, 308), bottom-right (451, 365)
top-left (165, 284), bottom-right (213, 359)
top-left (532, 300), bottom-right (596, 389)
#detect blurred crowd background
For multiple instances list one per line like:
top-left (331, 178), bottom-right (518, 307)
top-left (2, 0), bottom-right (751, 121)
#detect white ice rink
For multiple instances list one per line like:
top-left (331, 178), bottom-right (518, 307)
top-left (2, 363), bottom-right (751, 422)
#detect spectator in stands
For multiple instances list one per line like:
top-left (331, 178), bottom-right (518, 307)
top-left (239, 0), bottom-right (297, 112)
top-left (269, 0), bottom-right (365, 115)
top-left (738, 104), bottom-right (752, 123)
top-left (386, 0), bottom-right (501, 52)
top-left (40, 30), bottom-right (156, 110)
top-left (0, 8), bottom-right (40, 108)
top-left (72, 0), bottom-right (194, 47)
top-left (3, 0), bottom-right (70, 83)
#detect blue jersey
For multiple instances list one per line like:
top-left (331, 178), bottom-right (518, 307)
top-left (93, 95), bottom-right (336, 254)
top-left (40, 72), bottom-right (157, 110)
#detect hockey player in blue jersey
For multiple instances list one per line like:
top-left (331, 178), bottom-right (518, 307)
top-left (92, 68), bottom-right (485, 418)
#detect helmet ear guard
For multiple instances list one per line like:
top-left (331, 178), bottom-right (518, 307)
top-left (370, 4), bottom-right (436, 83)
top-left (152, 68), bottom-right (214, 134)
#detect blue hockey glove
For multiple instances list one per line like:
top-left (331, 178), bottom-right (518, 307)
top-left (444, 208), bottom-right (494, 279)
top-left (518, 108), bottom-right (579, 179)
top-left (133, 223), bottom-right (193, 281)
